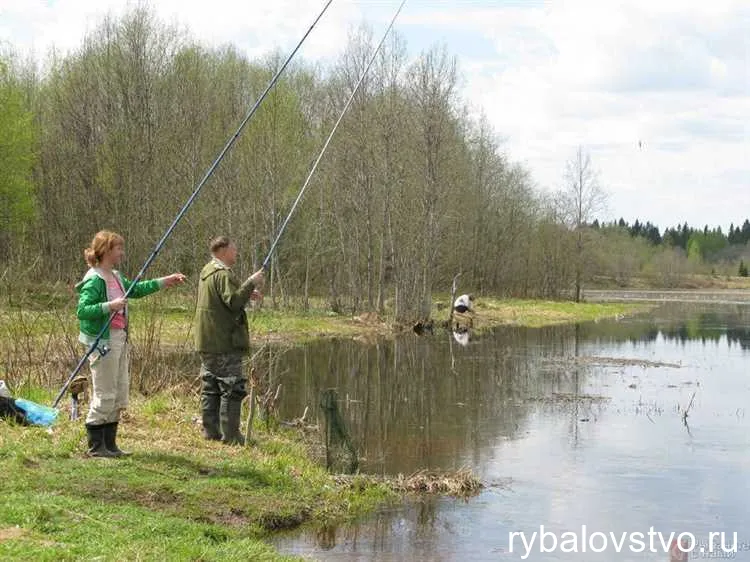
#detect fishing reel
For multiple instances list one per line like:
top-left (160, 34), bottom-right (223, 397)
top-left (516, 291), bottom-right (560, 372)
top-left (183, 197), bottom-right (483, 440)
top-left (69, 375), bottom-right (89, 421)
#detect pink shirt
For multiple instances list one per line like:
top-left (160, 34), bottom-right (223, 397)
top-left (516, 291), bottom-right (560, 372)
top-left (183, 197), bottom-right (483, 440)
top-left (105, 273), bottom-right (127, 330)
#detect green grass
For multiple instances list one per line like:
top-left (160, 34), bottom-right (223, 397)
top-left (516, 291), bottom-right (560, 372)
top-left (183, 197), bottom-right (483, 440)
top-left (0, 394), bottom-right (397, 561)
top-left (474, 298), bottom-right (654, 329)
top-left (0, 492), bottom-right (292, 561)
top-left (247, 308), bottom-right (385, 343)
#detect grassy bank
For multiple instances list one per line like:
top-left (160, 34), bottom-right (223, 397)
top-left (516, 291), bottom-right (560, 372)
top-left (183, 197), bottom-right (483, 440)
top-left (0, 290), bottom-right (654, 347)
top-left (468, 298), bottom-right (653, 329)
top-left (0, 394), bottom-right (399, 561)
top-left (239, 296), bottom-right (653, 342)
top-left (0, 291), bottom-right (654, 390)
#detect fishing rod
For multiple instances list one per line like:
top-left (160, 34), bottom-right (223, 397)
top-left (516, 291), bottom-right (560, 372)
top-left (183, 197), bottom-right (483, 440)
top-left (52, 0), bottom-right (334, 409)
top-left (261, 0), bottom-right (407, 271)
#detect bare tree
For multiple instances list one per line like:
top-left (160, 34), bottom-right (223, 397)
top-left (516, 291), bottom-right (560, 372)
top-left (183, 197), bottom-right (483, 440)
top-left (558, 146), bottom-right (607, 302)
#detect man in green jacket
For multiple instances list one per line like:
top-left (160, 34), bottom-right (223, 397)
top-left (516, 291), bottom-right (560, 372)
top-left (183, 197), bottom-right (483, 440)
top-left (194, 236), bottom-right (265, 444)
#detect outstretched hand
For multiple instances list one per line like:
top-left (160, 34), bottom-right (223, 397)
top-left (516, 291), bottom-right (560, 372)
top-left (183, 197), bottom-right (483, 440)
top-left (164, 273), bottom-right (187, 288)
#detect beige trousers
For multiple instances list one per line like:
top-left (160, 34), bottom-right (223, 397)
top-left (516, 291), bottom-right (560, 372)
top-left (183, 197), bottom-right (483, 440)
top-left (85, 329), bottom-right (129, 425)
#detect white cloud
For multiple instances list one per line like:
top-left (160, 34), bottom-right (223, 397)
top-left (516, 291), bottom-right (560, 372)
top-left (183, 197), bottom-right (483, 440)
top-left (403, 0), bottom-right (750, 229)
top-left (1, 0), bottom-right (354, 62)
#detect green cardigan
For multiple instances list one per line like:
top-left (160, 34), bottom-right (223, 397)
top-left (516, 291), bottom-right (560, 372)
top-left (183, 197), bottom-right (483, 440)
top-left (75, 268), bottom-right (164, 345)
top-left (194, 259), bottom-right (256, 354)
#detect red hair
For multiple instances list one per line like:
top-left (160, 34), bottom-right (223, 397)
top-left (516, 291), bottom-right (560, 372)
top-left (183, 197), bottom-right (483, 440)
top-left (84, 230), bottom-right (125, 267)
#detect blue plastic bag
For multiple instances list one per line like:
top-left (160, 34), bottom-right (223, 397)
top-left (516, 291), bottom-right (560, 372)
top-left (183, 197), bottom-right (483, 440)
top-left (14, 398), bottom-right (59, 427)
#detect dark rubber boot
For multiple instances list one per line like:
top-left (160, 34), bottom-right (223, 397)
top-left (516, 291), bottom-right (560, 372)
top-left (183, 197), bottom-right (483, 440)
top-left (85, 424), bottom-right (118, 458)
top-left (104, 422), bottom-right (130, 457)
top-left (201, 393), bottom-right (222, 440)
top-left (220, 398), bottom-right (245, 445)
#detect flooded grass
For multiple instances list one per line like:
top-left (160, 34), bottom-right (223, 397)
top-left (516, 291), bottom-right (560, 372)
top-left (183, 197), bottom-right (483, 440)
top-left (550, 355), bottom-right (684, 369)
top-left (524, 392), bottom-right (611, 404)
top-left (332, 467), bottom-right (484, 497)
top-left (0, 387), bottom-right (490, 560)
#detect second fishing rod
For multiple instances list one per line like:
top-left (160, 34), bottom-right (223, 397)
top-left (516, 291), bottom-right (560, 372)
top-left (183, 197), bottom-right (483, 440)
top-left (261, 0), bottom-right (407, 273)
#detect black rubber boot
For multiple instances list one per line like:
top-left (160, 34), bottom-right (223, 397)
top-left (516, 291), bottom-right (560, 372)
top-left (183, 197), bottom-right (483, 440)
top-left (104, 422), bottom-right (131, 457)
top-left (85, 423), bottom-right (118, 458)
top-left (201, 393), bottom-right (222, 440)
top-left (220, 398), bottom-right (245, 446)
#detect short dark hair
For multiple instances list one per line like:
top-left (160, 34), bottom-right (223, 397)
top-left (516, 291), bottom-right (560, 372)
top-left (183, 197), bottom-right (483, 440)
top-left (210, 236), bottom-right (231, 253)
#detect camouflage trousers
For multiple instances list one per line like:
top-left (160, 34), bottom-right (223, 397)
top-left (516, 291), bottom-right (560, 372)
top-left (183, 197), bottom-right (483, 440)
top-left (199, 353), bottom-right (247, 444)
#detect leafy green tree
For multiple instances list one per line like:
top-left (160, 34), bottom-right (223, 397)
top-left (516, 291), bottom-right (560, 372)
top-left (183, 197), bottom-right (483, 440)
top-left (687, 236), bottom-right (703, 263)
top-left (0, 55), bottom-right (36, 262)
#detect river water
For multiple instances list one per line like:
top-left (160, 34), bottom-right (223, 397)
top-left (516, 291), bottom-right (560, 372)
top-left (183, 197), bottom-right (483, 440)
top-left (266, 301), bottom-right (750, 561)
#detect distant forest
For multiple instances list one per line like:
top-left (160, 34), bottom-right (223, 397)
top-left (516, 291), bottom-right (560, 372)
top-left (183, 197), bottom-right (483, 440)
top-left (594, 218), bottom-right (750, 248)
top-left (592, 218), bottom-right (750, 276)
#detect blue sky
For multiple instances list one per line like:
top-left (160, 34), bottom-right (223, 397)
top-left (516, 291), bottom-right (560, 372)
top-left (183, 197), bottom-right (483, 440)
top-left (2, 0), bottom-right (749, 233)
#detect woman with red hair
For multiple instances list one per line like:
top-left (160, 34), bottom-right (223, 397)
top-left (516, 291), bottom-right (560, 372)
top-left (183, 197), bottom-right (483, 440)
top-left (75, 230), bottom-right (186, 457)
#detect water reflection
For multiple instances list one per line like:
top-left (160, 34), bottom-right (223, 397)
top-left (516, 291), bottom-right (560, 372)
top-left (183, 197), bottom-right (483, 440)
top-left (451, 328), bottom-right (470, 347)
top-left (275, 321), bottom-right (589, 476)
top-left (269, 303), bottom-right (750, 561)
top-left (576, 305), bottom-right (750, 350)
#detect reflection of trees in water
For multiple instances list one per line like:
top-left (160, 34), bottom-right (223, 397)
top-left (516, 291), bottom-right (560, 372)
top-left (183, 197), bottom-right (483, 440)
top-left (274, 323), bottom-right (586, 476)
top-left (271, 304), bottom-right (750, 555)
top-left (576, 306), bottom-right (750, 351)
top-left (270, 304), bottom-right (750, 477)
top-left (309, 499), bottom-right (441, 555)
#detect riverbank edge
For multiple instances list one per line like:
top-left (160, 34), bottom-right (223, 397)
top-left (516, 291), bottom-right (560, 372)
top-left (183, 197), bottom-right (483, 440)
top-left (241, 298), bottom-right (658, 345)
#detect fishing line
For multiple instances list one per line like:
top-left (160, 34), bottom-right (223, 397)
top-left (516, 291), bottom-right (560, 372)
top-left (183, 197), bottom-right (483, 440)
top-left (53, 0), bottom-right (335, 408)
top-left (261, 0), bottom-right (407, 270)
